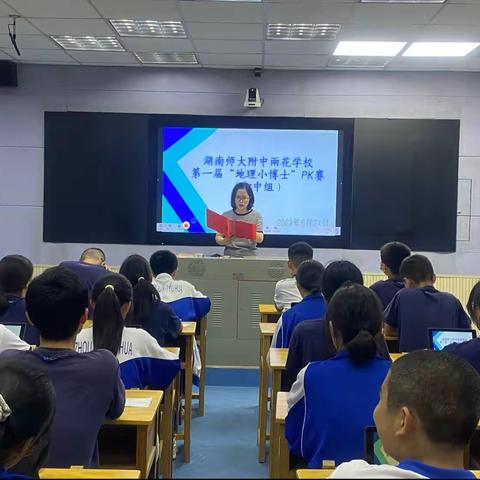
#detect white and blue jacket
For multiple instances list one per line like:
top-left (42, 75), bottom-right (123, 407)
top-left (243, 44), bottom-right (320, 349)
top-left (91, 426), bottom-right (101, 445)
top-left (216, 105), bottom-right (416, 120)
top-left (75, 327), bottom-right (180, 390)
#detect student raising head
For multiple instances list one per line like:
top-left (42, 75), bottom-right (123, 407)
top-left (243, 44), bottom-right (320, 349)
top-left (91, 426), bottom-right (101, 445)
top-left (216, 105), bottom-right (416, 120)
top-left (370, 242), bottom-right (411, 309)
top-left (0, 255), bottom-right (39, 345)
top-left (384, 254), bottom-right (471, 352)
top-left (119, 254), bottom-right (181, 346)
top-left (0, 359), bottom-right (55, 480)
top-left (0, 266), bottom-right (125, 473)
top-left (76, 273), bottom-right (180, 390)
top-left (274, 242), bottom-right (314, 311)
top-left (286, 284), bottom-right (391, 468)
top-left (271, 259), bottom-right (326, 350)
top-left (329, 350), bottom-right (480, 479)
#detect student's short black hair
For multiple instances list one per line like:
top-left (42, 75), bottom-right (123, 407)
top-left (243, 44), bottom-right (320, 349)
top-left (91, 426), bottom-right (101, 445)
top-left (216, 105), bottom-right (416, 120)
top-left (380, 242), bottom-right (411, 276)
top-left (287, 242), bottom-right (313, 268)
top-left (0, 359), bottom-right (55, 469)
top-left (149, 250), bottom-right (178, 276)
top-left (322, 260), bottom-right (364, 302)
top-left (26, 267), bottom-right (88, 341)
top-left (399, 254), bottom-right (434, 283)
top-left (467, 281), bottom-right (480, 326)
top-left (327, 283), bottom-right (383, 366)
top-left (80, 247), bottom-right (106, 264)
top-left (0, 255), bottom-right (34, 316)
top-left (387, 350), bottom-right (480, 448)
top-left (296, 260), bottom-right (324, 295)
top-left (230, 182), bottom-right (255, 211)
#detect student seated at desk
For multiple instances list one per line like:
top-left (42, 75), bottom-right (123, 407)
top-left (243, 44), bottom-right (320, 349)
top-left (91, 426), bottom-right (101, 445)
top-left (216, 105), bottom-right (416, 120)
top-left (0, 359), bottom-right (55, 480)
top-left (271, 260), bottom-right (326, 350)
top-left (286, 284), bottom-right (391, 468)
top-left (274, 242), bottom-right (313, 311)
top-left (76, 273), bottom-right (180, 390)
top-left (329, 350), bottom-right (480, 479)
top-left (150, 250), bottom-right (211, 322)
top-left (1, 267), bottom-right (125, 472)
top-left (444, 281), bottom-right (480, 374)
top-left (370, 242), bottom-right (411, 309)
top-left (384, 255), bottom-right (470, 352)
top-left (119, 254), bottom-right (182, 347)
top-left (0, 255), bottom-right (40, 345)
top-left (284, 261), bottom-right (390, 391)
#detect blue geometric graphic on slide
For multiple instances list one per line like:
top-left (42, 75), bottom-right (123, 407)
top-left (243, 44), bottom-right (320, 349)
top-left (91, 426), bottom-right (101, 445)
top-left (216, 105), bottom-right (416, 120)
top-left (162, 127), bottom-right (217, 233)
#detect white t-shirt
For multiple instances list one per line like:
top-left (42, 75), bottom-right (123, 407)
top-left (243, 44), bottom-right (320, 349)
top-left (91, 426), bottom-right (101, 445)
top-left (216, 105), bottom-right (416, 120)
top-left (0, 324), bottom-right (30, 352)
top-left (274, 277), bottom-right (302, 311)
top-left (328, 460), bottom-right (427, 479)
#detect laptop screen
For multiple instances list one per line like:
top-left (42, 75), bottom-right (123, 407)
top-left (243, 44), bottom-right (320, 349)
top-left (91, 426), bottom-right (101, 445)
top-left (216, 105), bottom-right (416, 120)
top-left (3, 323), bottom-right (25, 339)
top-left (365, 427), bottom-right (398, 466)
top-left (429, 328), bottom-right (476, 351)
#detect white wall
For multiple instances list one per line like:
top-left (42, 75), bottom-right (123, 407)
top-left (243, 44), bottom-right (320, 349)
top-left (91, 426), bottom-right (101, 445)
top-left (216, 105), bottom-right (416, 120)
top-left (1, 64), bottom-right (480, 274)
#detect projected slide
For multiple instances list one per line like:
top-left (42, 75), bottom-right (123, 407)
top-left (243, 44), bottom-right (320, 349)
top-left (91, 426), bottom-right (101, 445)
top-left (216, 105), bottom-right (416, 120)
top-left (157, 127), bottom-right (341, 236)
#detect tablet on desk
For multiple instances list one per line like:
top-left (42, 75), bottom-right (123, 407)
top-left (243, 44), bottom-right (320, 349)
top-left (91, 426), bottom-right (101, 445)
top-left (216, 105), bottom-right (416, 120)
top-left (428, 328), bottom-right (476, 351)
top-left (3, 323), bottom-right (26, 340)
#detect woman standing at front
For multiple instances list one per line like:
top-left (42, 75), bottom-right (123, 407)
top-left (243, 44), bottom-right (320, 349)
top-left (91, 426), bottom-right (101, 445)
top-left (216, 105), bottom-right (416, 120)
top-left (215, 182), bottom-right (264, 257)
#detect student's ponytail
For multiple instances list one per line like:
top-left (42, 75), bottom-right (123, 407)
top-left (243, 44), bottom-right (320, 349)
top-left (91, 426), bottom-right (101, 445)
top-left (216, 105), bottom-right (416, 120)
top-left (327, 283), bottom-right (384, 367)
top-left (91, 274), bottom-right (132, 356)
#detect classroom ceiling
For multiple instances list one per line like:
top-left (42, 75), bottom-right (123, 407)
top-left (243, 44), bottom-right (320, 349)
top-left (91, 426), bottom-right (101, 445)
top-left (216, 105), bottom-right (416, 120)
top-left (1, 0), bottom-right (480, 71)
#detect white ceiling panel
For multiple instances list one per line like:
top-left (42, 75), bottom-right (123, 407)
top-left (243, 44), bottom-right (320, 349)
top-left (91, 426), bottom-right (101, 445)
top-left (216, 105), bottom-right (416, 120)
top-left (121, 37), bottom-right (193, 52)
top-left (69, 50), bottom-right (139, 64)
top-left (0, 33), bottom-right (58, 49)
top-left (430, 5), bottom-right (480, 25)
top-left (387, 56), bottom-right (462, 70)
top-left (350, 4), bottom-right (442, 24)
top-left (0, 48), bottom-right (13, 59)
top-left (266, 3), bottom-right (355, 24)
top-left (0, 2), bottom-right (15, 16)
top-left (198, 52), bottom-right (262, 66)
top-left (29, 18), bottom-right (115, 36)
top-left (193, 39), bottom-right (262, 54)
top-left (265, 54), bottom-right (329, 68)
top-left (337, 23), bottom-right (421, 41)
top-left (265, 40), bottom-right (336, 55)
top-left (452, 56), bottom-right (480, 71)
top-left (414, 25), bottom-right (480, 42)
top-left (2, 47), bottom-right (77, 62)
top-left (187, 22), bottom-right (264, 40)
top-left (91, 0), bottom-right (181, 21)
top-left (0, 17), bottom-right (42, 35)
top-left (180, 1), bottom-right (263, 23)
top-left (3, 0), bottom-right (100, 18)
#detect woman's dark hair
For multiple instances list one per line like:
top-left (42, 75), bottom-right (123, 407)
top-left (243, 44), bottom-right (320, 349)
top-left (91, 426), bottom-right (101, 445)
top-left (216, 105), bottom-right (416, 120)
top-left (0, 255), bottom-right (33, 317)
top-left (321, 260), bottom-right (364, 303)
top-left (327, 283), bottom-right (383, 366)
top-left (119, 255), bottom-right (160, 328)
top-left (0, 359), bottom-right (55, 469)
top-left (296, 260), bottom-right (324, 295)
top-left (91, 273), bottom-right (132, 356)
top-left (230, 182), bottom-right (255, 211)
top-left (467, 281), bottom-right (480, 327)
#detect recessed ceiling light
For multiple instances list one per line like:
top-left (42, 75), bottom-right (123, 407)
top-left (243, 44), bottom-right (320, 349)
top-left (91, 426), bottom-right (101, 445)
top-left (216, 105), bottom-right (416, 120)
top-left (51, 36), bottom-right (124, 51)
top-left (360, 0), bottom-right (445, 3)
top-left (403, 42), bottom-right (480, 57)
top-left (110, 20), bottom-right (187, 38)
top-left (328, 56), bottom-right (390, 69)
top-left (334, 41), bottom-right (406, 56)
top-left (267, 24), bottom-right (341, 40)
top-left (134, 52), bottom-right (198, 64)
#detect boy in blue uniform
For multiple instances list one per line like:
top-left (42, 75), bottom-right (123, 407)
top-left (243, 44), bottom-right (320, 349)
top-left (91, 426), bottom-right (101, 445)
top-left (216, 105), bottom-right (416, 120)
top-left (271, 259), bottom-right (325, 350)
top-left (330, 350), bottom-right (480, 479)
top-left (370, 242), bottom-right (411, 309)
top-left (384, 254), bottom-right (470, 352)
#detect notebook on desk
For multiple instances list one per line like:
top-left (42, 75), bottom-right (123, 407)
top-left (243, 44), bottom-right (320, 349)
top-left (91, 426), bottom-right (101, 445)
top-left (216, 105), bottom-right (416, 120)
top-left (428, 328), bottom-right (476, 351)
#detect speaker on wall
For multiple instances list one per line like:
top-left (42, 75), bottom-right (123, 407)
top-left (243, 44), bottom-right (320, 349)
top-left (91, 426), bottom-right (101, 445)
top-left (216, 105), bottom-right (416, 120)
top-left (0, 60), bottom-right (17, 87)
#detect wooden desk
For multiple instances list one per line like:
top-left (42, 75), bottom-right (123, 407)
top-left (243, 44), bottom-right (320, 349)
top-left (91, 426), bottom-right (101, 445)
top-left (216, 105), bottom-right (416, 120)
top-left (258, 322), bottom-right (277, 463)
top-left (39, 468), bottom-right (141, 479)
top-left (390, 353), bottom-right (405, 362)
top-left (177, 321), bottom-right (196, 463)
top-left (259, 304), bottom-right (282, 323)
top-left (192, 316), bottom-right (207, 417)
top-left (100, 390), bottom-right (163, 478)
top-left (270, 391), bottom-right (291, 479)
top-left (385, 334), bottom-right (399, 354)
top-left (296, 469), bottom-right (480, 479)
top-left (269, 349), bottom-right (288, 478)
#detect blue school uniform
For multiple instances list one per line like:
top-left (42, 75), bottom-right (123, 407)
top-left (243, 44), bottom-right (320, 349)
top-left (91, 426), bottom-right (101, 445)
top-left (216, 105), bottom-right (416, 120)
top-left (0, 470), bottom-right (31, 480)
top-left (285, 351), bottom-right (391, 468)
top-left (370, 278), bottom-right (404, 309)
top-left (444, 338), bottom-right (480, 375)
top-left (59, 261), bottom-right (108, 292)
top-left (385, 286), bottom-right (471, 352)
top-left (398, 460), bottom-right (475, 479)
top-left (272, 293), bottom-right (326, 349)
top-left (0, 295), bottom-right (40, 345)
